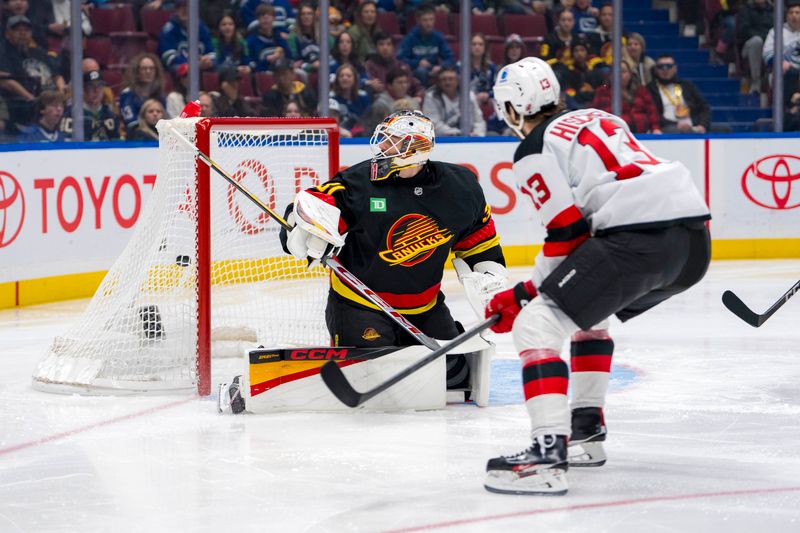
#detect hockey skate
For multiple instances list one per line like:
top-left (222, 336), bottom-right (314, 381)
top-left (484, 435), bottom-right (569, 495)
top-left (568, 407), bottom-right (607, 467)
top-left (217, 375), bottom-right (246, 414)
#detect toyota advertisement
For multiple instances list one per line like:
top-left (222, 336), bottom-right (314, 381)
top-left (0, 137), bottom-right (798, 285)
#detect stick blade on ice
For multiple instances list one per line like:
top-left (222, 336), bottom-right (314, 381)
top-left (721, 290), bottom-right (762, 327)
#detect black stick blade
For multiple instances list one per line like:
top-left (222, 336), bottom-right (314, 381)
top-left (721, 290), bottom-right (762, 327)
top-left (319, 361), bottom-right (363, 408)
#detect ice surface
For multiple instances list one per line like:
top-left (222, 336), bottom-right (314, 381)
top-left (1, 261), bottom-right (799, 532)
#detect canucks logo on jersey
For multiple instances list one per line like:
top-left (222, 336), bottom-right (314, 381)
top-left (378, 214), bottom-right (453, 267)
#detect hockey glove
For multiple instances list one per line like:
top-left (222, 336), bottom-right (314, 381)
top-left (284, 191), bottom-right (346, 267)
top-left (485, 280), bottom-right (537, 333)
top-left (453, 258), bottom-right (510, 319)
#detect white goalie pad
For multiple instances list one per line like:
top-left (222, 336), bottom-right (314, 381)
top-left (293, 190), bottom-right (345, 247)
top-left (238, 336), bottom-right (494, 413)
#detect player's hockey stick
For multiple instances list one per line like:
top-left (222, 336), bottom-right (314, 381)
top-left (320, 314), bottom-right (499, 407)
top-left (722, 280), bottom-right (800, 327)
top-left (162, 121), bottom-right (440, 350)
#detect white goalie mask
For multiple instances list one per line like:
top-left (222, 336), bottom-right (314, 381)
top-left (369, 110), bottom-right (435, 181)
top-left (493, 57), bottom-right (561, 138)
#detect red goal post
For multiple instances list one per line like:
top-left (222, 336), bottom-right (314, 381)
top-left (33, 117), bottom-right (340, 396)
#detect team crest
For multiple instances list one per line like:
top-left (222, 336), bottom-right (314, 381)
top-left (362, 328), bottom-right (381, 341)
top-left (378, 213), bottom-right (453, 267)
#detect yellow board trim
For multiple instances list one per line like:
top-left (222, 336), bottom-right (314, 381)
top-left (3, 239), bottom-right (799, 309)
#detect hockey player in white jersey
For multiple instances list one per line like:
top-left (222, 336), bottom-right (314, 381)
top-left (483, 57), bottom-right (711, 495)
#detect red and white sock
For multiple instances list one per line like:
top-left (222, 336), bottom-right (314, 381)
top-left (569, 329), bottom-right (614, 409)
top-left (520, 348), bottom-right (570, 438)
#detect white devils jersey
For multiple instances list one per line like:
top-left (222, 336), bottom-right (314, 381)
top-left (513, 108), bottom-right (710, 286)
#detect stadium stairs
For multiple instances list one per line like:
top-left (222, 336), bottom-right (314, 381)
top-left (624, 0), bottom-right (769, 132)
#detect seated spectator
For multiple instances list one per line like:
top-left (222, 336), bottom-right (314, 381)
top-left (327, 6), bottom-right (347, 40)
top-left (213, 11), bottom-right (251, 76)
top-left (198, 90), bottom-right (215, 117)
top-left (587, 2), bottom-right (613, 60)
top-left (347, 0), bottom-right (381, 64)
top-left (288, 2), bottom-right (330, 80)
top-left (738, 0), bottom-right (773, 96)
top-left (647, 54), bottom-right (710, 134)
top-left (709, 1), bottom-right (738, 65)
top-left (422, 65), bottom-right (486, 136)
top-left (592, 59), bottom-right (661, 134)
top-left (127, 98), bottom-right (164, 141)
top-left (365, 32), bottom-right (423, 98)
top-left (365, 69), bottom-right (422, 131)
top-left (554, 38), bottom-right (603, 109)
top-left (158, 0), bottom-right (216, 76)
top-left (261, 60), bottom-right (316, 117)
top-left (166, 63), bottom-right (189, 118)
top-left (502, 34), bottom-right (527, 68)
top-left (625, 32), bottom-right (655, 86)
top-left (216, 68), bottom-right (256, 116)
top-left (19, 90), bottom-right (66, 142)
top-left (49, 0), bottom-right (92, 38)
top-left (62, 69), bottom-right (122, 141)
top-left (462, 33), bottom-right (498, 107)
top-left (0, 15), bottom-right (65, 132)
top-left (82, 57), bottom-right (117, 114)
top-left (541, 9), bottom-right (576, 66)
top-left (326, 97), bottom-right (352, 137)
top-left (573, 0), bottom-right (599, 33)
top-left (398, 3), bottom-right (453, 86)
top-left (2, 0), bottom-right (47, 48)
top-left (477, 1), bottom-right (528, 15)
top-left (283, 99), bottom-right (306, 119)
top-left (763, 1), bottom-right (800, 101)
top-left (240, 0), bottom-right (294, 36)
top-left (246, 4), bottom-right (289, 72)
top-left (329, 32), bottom-right (368, 85)
top-left (119, 53), bottom-right (166, 130)
top-left (331, 63), bottom-right (371, 136)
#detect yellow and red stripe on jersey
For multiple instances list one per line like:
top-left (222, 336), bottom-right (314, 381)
top-left (452, 217), bottom-right (501, 260)
top-left (330, 272), bottom-right (441, 315)
top-left (542, 205), bottom-right (590, 257)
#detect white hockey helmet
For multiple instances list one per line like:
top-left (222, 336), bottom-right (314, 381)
top-left (369, 110), bottom-right (435, 181)
top-left (493, 57), bottom-right (561, 138)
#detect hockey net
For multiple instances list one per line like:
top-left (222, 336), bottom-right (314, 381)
top-left (32, 117), bottom-right (339, 395)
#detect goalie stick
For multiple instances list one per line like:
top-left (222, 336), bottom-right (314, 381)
top-left (320, 314), bottom-right (499, 407)
top-left (161, 121), bottom-right (440, 351)
top-left (722, 280), bottom-right (800, 327)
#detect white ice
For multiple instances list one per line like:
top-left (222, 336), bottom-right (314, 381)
top-left (1, 260), bottom-right (799, 533)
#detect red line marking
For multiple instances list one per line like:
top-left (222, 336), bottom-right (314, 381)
top-left (0, 397), bottom-right (194, 457)
top-left (381, 486), bottom-right (800, 533)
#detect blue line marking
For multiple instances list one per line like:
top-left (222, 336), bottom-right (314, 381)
top-left (489, 359), bottom-right (639, 406)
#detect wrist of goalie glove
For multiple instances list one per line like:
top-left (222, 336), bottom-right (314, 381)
top-left (485, 280), bottom-right (537, 333)
top-left (453, 258), bottom-right (509, 319)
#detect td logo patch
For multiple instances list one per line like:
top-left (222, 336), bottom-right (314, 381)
top-left (370, 197), bottom-right (387, 212)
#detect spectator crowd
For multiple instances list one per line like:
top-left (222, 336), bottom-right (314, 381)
top-left (1, 0), bottom-right (799, 143)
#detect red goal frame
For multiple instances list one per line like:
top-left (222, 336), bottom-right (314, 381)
top-left (193, 118), bottom-right (340, 395)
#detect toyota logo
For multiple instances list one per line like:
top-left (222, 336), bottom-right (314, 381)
top-left (0, 171), bottom-right (25, 248)
top-left (741, 154), bottom-right (800, 210)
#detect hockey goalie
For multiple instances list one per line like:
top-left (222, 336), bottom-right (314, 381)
top-left (219, 110), bottom-right (509, 414)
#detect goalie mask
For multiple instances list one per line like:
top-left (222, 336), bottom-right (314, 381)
top-left (369, 110), bottom-right (435, 181)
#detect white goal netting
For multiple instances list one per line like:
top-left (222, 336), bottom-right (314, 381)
top-left (32, 118), bottom-right (335, 394)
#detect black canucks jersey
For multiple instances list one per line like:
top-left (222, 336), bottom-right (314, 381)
top-left (310, 160), bottom-right (504, 314)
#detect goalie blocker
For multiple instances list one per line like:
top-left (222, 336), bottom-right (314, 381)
top-left (219, 336), bottom-right (494, 413)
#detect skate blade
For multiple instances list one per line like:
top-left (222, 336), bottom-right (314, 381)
top-left (568, 441), bottom-right (606, 467)
top-left (217, 382), bottom-right (231, 414)
top-left (483, 468), bottom-right (568, 496)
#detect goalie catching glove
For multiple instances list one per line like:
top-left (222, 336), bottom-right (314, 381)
top-left (485, 280), bottom-right (537, 333)
top-left (453, 258), bottom-right (509, 319)
top-left (284, 190), bottom-right (346, 265)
